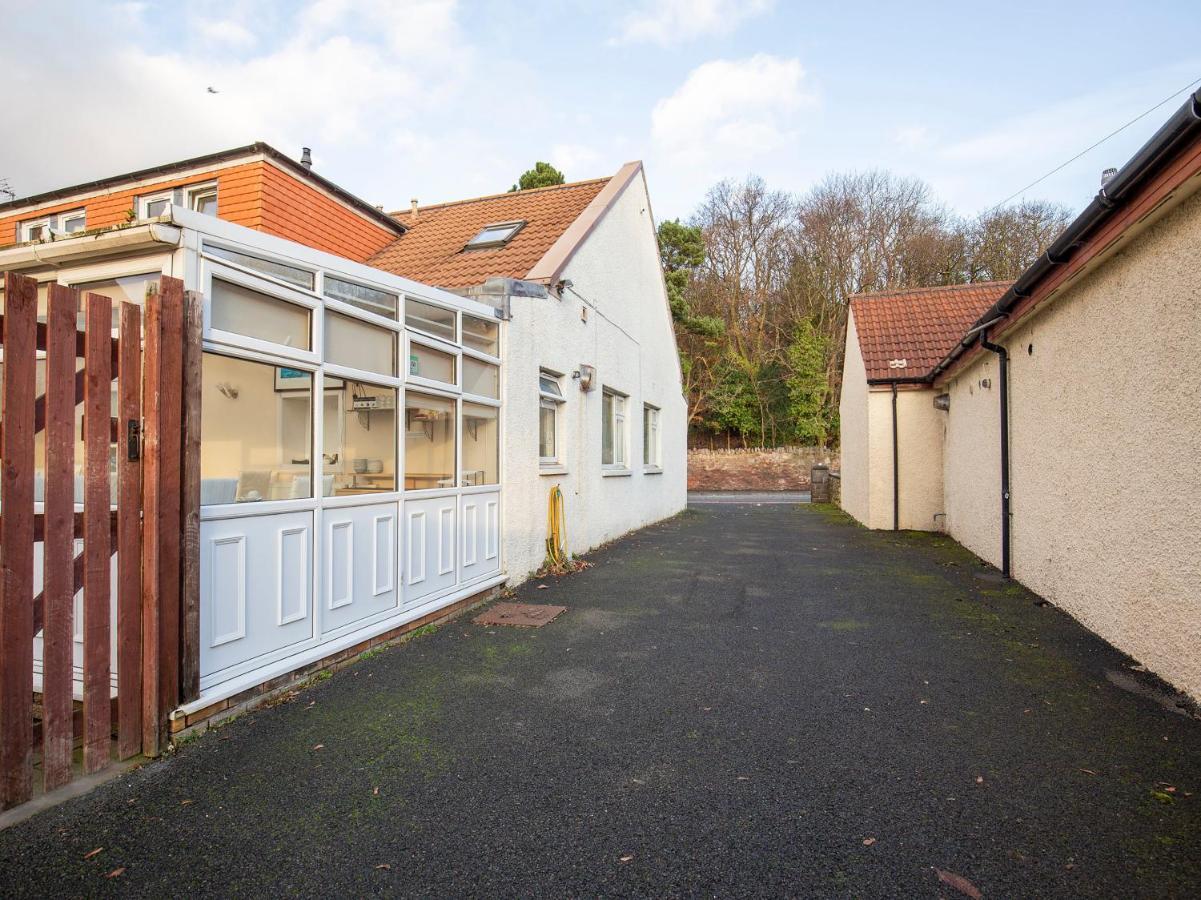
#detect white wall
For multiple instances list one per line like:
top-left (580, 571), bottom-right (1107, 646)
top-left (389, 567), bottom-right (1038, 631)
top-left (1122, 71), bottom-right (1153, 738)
top-left (942, 184), bottom-right (1201, 699)
top-left (501, 169), bottom-right (688, 582)
top-left (838, 313), bottom-right (872, 523)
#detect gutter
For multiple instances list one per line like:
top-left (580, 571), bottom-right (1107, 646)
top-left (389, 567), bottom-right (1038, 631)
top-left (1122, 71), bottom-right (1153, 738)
top-left (0, 223), bottom-right (181, 271)
top-left (930, 86), bottom-right (1201, 381)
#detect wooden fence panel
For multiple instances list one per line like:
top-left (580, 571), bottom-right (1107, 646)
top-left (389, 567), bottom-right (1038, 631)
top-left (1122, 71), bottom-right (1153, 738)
top-left (117, 303), bottom-right (143, 760)
top-left (180, 292), bottom-right (203, 704)
top-left (82, 292), bottom-right (113, 775)
top-left (42, 285), bottom-right (79, 791)
top-left (0, 272), bottom-right (37, 809)
top-left (140, 290), bottom-right (163, 757)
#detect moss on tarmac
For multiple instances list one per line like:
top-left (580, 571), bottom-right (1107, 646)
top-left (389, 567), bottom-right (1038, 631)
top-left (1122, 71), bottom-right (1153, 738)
top-left (0, 503), bottom-right (1198, 897)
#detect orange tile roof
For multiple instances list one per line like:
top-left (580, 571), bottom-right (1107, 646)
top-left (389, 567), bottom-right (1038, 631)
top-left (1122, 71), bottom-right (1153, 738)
top-left (368, 177), bottom-right (611, 288)
top-left (850, 281), bottom-right (1012, 381)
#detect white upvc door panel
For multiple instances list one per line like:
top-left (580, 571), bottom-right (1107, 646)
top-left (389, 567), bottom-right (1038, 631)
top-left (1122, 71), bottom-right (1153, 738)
top-left (200, 509), bottom-right (314, 679)
top-left (403, 495), bottom-right (457, 606)
top-left (460, 490), bottom-right (501, 583)
top-left (321, 501), bottom-right (400, 634)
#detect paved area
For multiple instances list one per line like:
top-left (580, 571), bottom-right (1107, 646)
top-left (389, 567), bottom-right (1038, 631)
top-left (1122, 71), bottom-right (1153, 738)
top-left (1, 504), bottom-right (1199, 897)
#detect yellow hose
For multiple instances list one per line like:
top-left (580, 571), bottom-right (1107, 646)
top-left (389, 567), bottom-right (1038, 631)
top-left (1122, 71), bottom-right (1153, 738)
top-left (546, 484), bottom-right (568, 567)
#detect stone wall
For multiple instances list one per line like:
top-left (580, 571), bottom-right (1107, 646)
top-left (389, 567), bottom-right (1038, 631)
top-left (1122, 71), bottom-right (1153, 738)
top-left (687, 446), bottom-right (839, 491)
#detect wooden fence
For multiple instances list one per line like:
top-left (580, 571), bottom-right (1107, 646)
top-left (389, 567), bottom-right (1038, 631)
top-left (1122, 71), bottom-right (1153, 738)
top-left (0, 271), bottom-right (201, 810)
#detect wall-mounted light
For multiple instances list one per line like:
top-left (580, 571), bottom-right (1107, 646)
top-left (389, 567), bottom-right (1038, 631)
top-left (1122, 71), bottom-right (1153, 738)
top-left (979, 378), bottom-right (992, 390)
top-left (217, 382), bottom-right (239, 400)
top-left (573, 364), bottom-right (596, 391)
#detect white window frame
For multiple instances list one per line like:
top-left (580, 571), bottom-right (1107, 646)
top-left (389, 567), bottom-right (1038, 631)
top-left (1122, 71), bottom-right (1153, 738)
top-left (538, 370), bottom-right (565, 468)
top-left (139, 190), bottom-right (175, 219)
top-left (20, 209), bottom-right (85, 241)
top-left (187, 182), bottom-right (219, 216)
top-left (201, 260), bottom-right (320, 366)
top-left (643, 403), bottom-right (661, 471)
top-left (602, 387), bottom-right (628, 472)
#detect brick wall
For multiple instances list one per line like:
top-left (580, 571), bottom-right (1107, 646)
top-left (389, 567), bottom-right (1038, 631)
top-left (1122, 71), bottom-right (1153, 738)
top-left (687, 446), bottom-right (840, 491)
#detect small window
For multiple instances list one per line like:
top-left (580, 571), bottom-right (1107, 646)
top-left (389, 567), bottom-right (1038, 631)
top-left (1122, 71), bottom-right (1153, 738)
top-left (602, 388), bottom-right (627, 468)
top-left (462, 314), bottom-right (499, 355)
top-left (325, 311), bottom-right (396, 376)
top-left (61, 211), bottom-right (86, 233)
top-left (204, 244), bottom-right (316, 290)
top-left (210, 277), bottom-right (311, 350)
top-left (188, 184), bottom-right (218, 216)
top-left (21, 218), bottom-right (52, 241)
top-left (539, 371), bottom-right (564, 465)
top-left (462, 357), bottom-right (499, 399)
top-left (408, 342), bottom-right (455, 384)
top-left (324, 276), bottom-right (398, 319)
top-left (464, 220), bottom-right (525, 250)
top-left (405, 298), bottom-right (456, 342)
top-left (140, 192), bottom-right (173, 219)
top-left (643, 404), bottom-right (661, 468)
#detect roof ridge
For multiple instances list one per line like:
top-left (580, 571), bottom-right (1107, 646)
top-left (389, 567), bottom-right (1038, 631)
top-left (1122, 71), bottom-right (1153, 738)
top-left (387, 176), bottom-right (613, 218)
top-left (852, 280), bottom-right (1014, 302)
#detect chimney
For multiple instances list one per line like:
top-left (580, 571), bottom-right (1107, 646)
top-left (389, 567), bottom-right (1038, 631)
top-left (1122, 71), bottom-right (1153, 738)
top-left (1100, 167), bottom-right (1117, 187)
top-left (300, 147), bottom-right (313, 170)
top-left (410, 198), bottom-right (419, 220)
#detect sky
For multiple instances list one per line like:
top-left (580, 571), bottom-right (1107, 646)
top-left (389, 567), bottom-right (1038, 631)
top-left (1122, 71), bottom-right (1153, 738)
top-left (2, 0), bottom-right (1199, 224)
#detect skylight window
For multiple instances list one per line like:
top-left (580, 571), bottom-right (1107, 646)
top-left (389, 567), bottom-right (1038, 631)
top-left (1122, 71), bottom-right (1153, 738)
top-left (464, 220), bottom-right (525, 250)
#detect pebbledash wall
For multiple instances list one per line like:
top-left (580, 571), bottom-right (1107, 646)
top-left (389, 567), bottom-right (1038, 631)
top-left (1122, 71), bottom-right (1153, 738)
top-left (502, 168), bottom-right (687, 579)
top-left (839, 312), bottom-right (945, 531)
top-left (940, 186), bottom-right (1201, 699)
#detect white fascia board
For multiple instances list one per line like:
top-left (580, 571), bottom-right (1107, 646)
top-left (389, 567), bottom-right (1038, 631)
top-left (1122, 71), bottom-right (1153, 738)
top-left (0, 223), bottom-right (181, 271)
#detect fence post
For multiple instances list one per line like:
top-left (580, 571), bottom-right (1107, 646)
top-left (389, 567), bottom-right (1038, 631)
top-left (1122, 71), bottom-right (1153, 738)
top-left (117, 302), bottom-right (144, 760)
top-left (0, 272), bottom-right (37, 808)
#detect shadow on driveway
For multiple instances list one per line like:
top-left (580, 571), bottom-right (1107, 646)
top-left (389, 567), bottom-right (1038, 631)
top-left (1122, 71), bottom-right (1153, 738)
top-left (1, 504), bottom-right (1198, 897)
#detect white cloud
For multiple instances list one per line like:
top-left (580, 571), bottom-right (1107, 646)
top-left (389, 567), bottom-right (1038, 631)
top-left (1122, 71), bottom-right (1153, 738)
top-left (196, 19), bottom-right (257, 48)
top-left (0, 1), bottom-right (475, 202)
top-left (652, 55), bottom-right (812, 170)
top-left (614, 0), bottom-right (773, 46)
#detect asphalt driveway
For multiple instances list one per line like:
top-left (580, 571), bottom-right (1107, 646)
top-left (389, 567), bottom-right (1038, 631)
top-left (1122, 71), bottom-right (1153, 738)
top-left (1, 504), bottom-right (1198, 897)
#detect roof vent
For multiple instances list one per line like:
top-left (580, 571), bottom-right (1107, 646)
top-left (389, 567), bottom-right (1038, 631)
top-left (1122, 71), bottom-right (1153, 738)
top-left (1100, 167), bottom-right (1117, 187)
top-left (300, 147), bottom-right (313, 170)
top-left (410, 199), bottom-right (419, 220)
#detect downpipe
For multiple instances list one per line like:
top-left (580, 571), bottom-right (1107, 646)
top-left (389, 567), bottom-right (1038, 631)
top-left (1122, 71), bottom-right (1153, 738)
top-left (891, 382), bottom-right (899, 531)
top-left (980, 332), bottom-right (1011, 577)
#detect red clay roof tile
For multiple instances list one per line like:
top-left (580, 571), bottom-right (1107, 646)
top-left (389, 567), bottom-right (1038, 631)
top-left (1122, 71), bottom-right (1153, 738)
top-left (368, 178), bottom-right (611, 289)
top-left (850, 281), bottom-right (1012, 381)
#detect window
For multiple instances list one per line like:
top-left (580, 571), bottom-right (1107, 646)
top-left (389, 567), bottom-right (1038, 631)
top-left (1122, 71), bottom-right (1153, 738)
top-left (602, 388), bottom-right (627, 468)
top-left (210, 277), bottom-right (312, 350)
top-left (334, 381), bottom-right (397, 492)
top-left (643, 404), bottom-right (661, 468)
top-left (72, 272), bottom-right (162, 329)
top-left (463, 220), bottom-right (524, 250)
top-left (324, 276), bottom-right (398, 319)
top-left (405, 298), bottom-right (455, 342)
top-left (20, 209), bottom-right (85, 241)
top-left (405, 392), bottom-right (456, 490)
top-left (325, 311), bottom-right (396, 376)
top-left (462, 314), bottom-right (499, 355)
top-left (187, 183), bottom-right (218, 216)
top-left (140, 192), bottom-right (173, 219)
top-left (539, 371), bottom-right (564, 465)
top-left (200, 353), bottom-right (313, 504)
top-left (408, 341), bottom-right (455, 384)
top-left (462, 357), bottom-right (499, 399)
top-left (139, 183), bottom-right (218, 219)
top-left (462, 402), bottom-right (499, 485)
top-left (204, 244), bottom-right (316, 290)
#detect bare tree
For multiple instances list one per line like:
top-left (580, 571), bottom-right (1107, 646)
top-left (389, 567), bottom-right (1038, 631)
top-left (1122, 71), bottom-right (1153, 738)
top-left (966, 199), bottom-right (1072, 282)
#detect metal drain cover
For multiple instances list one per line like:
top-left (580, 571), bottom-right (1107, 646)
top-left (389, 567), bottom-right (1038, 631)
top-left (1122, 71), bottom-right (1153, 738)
top-left (474, 602), bottom-right (567, 628)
